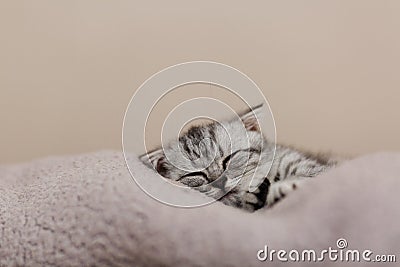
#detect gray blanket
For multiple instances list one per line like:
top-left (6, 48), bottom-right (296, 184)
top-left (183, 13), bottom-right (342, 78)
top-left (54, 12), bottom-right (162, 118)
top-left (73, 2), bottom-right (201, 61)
top-left (1, 151), bottom-right (399, 266)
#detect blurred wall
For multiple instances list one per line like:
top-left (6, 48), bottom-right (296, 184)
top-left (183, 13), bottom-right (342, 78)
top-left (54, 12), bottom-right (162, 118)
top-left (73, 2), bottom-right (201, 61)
top-left (1, 0), bottom-right (400, 163)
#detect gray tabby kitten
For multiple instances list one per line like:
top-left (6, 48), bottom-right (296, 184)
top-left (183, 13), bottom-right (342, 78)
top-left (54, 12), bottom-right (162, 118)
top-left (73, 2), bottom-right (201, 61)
top-left (140, 104), bottom-right (338, 212)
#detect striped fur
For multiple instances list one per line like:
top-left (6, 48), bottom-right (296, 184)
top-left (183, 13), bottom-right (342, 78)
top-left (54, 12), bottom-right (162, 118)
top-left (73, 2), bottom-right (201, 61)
top-left (140, 104), bottom-right (338, 212)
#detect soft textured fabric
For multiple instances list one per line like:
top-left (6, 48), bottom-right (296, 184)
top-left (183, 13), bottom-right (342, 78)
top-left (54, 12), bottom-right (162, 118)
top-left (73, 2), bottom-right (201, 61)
top-left (0, 151), bottom-right (399, 266)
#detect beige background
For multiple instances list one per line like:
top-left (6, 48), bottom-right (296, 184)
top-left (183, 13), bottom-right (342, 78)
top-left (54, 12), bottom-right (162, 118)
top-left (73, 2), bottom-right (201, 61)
top-left (1, 0), bottom-right (399, 164)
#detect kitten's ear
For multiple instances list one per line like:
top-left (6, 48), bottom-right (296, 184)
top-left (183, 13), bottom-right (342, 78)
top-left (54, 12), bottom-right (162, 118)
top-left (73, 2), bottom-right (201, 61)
top-left (240, 104), bottom-right (263, 132)
top-left (139, 148), bottom-right (169, 175)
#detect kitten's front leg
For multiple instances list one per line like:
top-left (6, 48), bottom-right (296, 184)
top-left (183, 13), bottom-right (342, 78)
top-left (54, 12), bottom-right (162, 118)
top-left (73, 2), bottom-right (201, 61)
top-left (220, 179), bottom-right (270, 212)
top-left (265, 178), bottom-right (304, 207)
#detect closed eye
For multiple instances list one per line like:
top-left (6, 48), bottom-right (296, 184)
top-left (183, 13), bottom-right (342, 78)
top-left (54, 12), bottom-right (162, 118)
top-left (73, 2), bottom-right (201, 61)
top-left (178, 171), bottom-right (208, 181)
top-left (222, 150), bottom-right (240, 170)
top-left (222, 148), bottom-right (260, 170)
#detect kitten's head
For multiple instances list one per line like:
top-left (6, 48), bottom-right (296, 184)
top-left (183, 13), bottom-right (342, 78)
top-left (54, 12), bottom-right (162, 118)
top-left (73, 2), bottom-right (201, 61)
top-left (140, 104), bottom-right (266, 191)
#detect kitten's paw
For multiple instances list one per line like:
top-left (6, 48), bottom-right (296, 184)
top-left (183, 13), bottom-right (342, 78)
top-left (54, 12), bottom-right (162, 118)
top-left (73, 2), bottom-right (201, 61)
top-left (220, 179), bottom-right (270, 212)
top-left (244, 192), bottom-right (258, 204)
top-left (243, 179), bottom-right (270, 211)
top-left (241, 192), bottom-right (264, 212)
top-left (266, 180), bottom-right (300, 207)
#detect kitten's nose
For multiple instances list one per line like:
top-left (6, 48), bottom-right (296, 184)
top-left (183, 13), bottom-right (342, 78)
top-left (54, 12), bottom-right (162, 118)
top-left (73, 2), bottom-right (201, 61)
top-left (213, 175), bottom-right (227, 191)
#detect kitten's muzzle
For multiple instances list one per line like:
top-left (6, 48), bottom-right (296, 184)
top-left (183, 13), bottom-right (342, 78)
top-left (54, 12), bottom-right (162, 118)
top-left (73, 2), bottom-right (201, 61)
top-left (212, 175), bottom-right (228, 192)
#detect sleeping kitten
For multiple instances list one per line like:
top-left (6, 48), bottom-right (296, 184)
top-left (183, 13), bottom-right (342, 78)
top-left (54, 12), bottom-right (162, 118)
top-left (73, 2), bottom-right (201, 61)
top-left (140, 104), bottom-right (338, 212)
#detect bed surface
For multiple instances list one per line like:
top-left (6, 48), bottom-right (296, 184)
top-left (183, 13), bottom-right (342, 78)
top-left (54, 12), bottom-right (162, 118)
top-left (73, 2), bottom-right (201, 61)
top-left (1, 151), bottom-right (399, 266)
